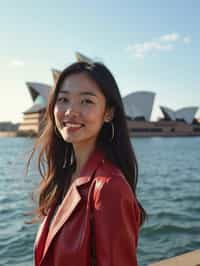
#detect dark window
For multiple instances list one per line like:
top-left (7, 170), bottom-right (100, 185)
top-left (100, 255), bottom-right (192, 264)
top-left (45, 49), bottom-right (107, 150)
top-left (134, 116), bottom-right (146, 121)
top-left (176, 118), bottom-right (186, 123)
top-left (131, 128), bottom-right (163, 132)
top-left (193, 127), bottom-right (200, 132)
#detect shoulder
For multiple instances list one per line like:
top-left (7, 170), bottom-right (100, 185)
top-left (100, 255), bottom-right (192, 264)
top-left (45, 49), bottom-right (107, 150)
top-left (90, 159), bottom-right (141, 227)
top-left (92, 159), bottom-right (136, 206)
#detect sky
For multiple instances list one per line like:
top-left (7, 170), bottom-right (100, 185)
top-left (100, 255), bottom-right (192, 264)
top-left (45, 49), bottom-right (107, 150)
top-left (0, 0), bottom-right (200, 123)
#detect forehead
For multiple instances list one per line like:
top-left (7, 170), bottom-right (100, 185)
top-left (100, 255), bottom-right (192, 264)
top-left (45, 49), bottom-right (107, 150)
top-left (58, 72), bottom-right (103, 96)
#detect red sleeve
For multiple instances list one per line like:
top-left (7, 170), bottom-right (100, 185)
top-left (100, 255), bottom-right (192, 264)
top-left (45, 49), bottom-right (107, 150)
top-left (92, 175), bottom-right (140, 266)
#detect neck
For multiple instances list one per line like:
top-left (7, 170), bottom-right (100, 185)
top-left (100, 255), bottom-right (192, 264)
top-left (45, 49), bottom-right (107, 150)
top-left (72, 141), bottom-right (97, 176)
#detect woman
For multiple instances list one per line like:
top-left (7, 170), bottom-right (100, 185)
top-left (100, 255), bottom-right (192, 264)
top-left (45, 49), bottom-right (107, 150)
top-left (28, 61), bottom-right (146, 266)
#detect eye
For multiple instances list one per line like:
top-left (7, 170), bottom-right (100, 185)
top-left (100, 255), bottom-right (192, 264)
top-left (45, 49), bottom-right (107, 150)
top-left (81, 99), bottom-right (94, 104)
top-left (57, 97), bottom-right (69, 103)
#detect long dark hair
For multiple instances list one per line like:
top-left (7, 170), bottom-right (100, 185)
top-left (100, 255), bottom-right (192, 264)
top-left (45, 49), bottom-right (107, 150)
top-left (27, 61), bottom-right (147, 225)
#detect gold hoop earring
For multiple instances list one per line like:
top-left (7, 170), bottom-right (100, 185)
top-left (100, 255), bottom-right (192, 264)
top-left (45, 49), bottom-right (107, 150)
top-left (62, 147), bottom-right (67, 168)
top-left (70, 150), bottom-right (74, 165)
top-left (54, 126), bottom-right (62, 138)
top-left (110, 122), bottom-right (114, 142)
top-left (104, 120), bottom-right (114, 142)
top-left (62, 146), bottom-right (74, 168)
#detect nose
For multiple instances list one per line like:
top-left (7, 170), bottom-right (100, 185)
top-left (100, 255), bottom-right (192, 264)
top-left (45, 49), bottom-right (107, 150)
top-left (64, 102), bottom-right (80, 116)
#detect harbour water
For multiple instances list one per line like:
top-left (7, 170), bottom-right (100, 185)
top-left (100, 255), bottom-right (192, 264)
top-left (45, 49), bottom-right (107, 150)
top-left (0, 137), bottom-right (200, 266)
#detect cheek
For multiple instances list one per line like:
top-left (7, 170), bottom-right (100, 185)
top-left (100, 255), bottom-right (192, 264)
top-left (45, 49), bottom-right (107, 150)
top-left (84, 107), bottom-right (105, 124)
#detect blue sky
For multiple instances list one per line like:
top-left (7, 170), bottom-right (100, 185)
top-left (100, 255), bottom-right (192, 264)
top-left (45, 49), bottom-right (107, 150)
top-left (0, 0), bottom-right (200, 123)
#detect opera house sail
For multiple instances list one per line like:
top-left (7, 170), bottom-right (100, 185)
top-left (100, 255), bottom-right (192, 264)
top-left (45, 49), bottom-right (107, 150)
top-left (160, 106), bottom-right (199, 124)
top-left (18, 82), bottom-right (51, 136)
top-left (123, 91), bottom-right (155, 121)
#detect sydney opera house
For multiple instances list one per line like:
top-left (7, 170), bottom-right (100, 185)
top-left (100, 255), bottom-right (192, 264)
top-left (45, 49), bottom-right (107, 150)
top-left (18, 52), bottom-right (200, 137)
top-left (18, 82), bottom-right (51, 135)
top-left (125, 94), bottom-right (200, 137)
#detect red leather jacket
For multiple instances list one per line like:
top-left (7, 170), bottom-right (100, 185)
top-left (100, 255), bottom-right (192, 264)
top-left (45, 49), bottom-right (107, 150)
top-left (34, 148), bottom-right (141, 266)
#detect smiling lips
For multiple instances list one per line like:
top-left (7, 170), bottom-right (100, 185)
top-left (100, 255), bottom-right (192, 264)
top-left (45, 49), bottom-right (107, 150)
top-left (63, 121), bottom-right (84, 131)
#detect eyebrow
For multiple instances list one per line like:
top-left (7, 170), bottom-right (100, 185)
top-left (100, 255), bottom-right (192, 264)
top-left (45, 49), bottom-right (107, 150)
top-left (59, 90), bottom-right (97, 97)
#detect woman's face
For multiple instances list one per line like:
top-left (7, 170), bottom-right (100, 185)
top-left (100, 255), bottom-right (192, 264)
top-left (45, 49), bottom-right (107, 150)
top-left (54, 72), bottom-right (113, 148)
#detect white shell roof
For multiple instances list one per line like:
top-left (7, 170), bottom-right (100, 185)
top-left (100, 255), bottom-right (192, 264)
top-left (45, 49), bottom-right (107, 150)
top-left (122, 91), bottom-right (156, 121)
top-left (51, 52), bottom-right (93, 83)
top-left (160, 106), bottom-right (199, 124)
top-left (75, 52), bottom-right (93, 64)
top-left (160, 106), bottom-right (176, 120)
top-left (26, 82), bottom-right (52, 101)
top-left (51, 68), bottom-right (61, 83)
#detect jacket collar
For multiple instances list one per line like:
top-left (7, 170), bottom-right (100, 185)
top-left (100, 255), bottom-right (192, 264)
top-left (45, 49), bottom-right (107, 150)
top-left (73, 146), bottom-right (105, 187)
top-left (37, 146), bottom-right (105, 265)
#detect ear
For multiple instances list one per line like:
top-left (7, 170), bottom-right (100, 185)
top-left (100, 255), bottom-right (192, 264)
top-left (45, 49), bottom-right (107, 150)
top-left (104, 107), bottom-right (115, 122)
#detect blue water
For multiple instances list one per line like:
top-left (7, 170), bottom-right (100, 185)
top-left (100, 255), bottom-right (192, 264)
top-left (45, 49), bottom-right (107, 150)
top-left (0, 137), bottom-right (200, 266)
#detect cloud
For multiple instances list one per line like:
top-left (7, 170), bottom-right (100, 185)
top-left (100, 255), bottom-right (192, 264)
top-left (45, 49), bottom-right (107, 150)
top-left (9, 60), bottom-right (25, 68)
top-left (127, 33), bottom-right (191, 58)
top-left (127, 41), bottom-right (173, 58)
top-left (160, 33), bottom-right (180, 42)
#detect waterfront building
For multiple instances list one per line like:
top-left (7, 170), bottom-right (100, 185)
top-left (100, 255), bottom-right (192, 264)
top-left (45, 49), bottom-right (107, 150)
top-left (52, 68), bottom-right (61, 84)
top-left (123, 91), bottom-right (156, 121)
top-left (160, 106), bottom-right (199, 124)
top-left (18, 82), bottom-right (51, 135)
top-left (51, 52), bottom-right (92, 83)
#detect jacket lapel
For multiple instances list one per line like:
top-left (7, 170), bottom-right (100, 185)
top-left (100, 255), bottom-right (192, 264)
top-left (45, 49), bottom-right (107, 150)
top-left (39, 147), bottom-right (105, 264)
top-left (34, 205), bottom-right (55, 266)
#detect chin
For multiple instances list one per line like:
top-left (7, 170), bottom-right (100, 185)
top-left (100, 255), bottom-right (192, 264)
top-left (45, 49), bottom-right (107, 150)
top-left (61, 135), bottom-right (81, 144)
